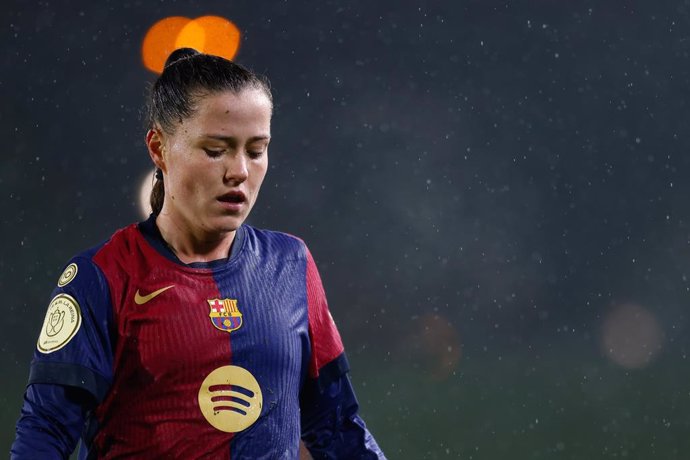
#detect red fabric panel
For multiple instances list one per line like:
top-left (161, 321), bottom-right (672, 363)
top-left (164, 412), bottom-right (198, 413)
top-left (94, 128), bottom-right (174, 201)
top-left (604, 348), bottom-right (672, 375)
top-left (92, 225), bottom-right (232, 458)
top-left (305, 249), bottom-right (344, 379)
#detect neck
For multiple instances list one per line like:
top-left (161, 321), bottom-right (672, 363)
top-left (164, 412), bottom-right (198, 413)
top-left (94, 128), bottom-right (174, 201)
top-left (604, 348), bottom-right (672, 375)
top-left (155, 211), bottom-right (236, 264)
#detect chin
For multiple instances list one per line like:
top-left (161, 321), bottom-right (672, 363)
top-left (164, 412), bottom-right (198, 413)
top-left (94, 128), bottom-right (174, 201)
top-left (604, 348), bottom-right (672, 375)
top-left (211, 215), bottom-right (245, 233)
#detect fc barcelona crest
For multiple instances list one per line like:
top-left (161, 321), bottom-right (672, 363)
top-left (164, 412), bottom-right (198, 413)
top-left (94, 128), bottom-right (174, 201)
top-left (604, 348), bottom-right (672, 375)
top-left (207, 298), bottom-right (243, 333)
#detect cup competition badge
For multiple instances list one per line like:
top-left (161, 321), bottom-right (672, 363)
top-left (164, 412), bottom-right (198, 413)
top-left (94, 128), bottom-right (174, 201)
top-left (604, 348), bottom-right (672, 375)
top-left (208, 298), bottom-right (243, 333)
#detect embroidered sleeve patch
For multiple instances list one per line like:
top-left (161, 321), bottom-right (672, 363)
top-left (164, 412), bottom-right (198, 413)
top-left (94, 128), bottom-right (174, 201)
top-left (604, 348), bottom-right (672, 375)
top-left (37, 294), bottom-right (82, 354)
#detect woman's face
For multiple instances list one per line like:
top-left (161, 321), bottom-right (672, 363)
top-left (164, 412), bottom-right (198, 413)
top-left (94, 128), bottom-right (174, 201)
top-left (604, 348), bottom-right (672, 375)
top-left (155, 87), bottom-right (272, 238)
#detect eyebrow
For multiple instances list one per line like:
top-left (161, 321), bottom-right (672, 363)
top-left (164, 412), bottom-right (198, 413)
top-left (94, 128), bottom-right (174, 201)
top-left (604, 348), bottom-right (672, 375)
top-left (203, 134), bottom-right (271, 144)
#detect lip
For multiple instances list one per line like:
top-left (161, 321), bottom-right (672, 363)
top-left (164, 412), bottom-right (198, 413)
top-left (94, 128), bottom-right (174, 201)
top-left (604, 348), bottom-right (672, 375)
top-left (217, 190), bottom-right (247, 212)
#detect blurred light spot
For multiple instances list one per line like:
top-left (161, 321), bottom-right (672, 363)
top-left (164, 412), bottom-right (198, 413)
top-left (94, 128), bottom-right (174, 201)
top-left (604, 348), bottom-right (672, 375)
top-left (139, 169), bottom-right (155, 219)
top-left (142, 16), bottom-right (241, 74)
top-left (175, 18), bottom-right (207, 51)
top-left (179, 16), bottom-right (241, 61)
top-left (601, 303), bottom-right (663, 369)
top-left (418, 313), bottom-right (461, 379)
top-left (142, 17), bottom-right (191, 74)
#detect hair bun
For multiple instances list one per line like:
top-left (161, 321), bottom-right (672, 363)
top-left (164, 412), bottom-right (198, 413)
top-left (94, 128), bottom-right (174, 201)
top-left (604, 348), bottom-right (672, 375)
top-left (164, 48), bottom-right (200, 69)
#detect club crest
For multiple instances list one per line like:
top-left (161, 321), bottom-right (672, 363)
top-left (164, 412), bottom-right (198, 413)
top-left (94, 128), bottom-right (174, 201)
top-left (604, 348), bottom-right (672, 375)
top-left (207, 298), bottom-right (243, 333)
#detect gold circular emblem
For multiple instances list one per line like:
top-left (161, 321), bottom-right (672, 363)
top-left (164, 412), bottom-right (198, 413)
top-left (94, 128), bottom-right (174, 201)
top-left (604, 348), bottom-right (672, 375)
top-left (37, 294), bottom-right (82, 354)
top-left (198, 365), bottom-right (263, 433)
top-left (57, 263), bottom-right (78, 287)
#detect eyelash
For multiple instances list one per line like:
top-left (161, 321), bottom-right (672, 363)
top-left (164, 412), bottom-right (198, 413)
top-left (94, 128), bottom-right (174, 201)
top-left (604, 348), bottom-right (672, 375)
top-left (203, 148), bottom-right (264, 159)
top-left (203, 148), bottom-right (224, 158)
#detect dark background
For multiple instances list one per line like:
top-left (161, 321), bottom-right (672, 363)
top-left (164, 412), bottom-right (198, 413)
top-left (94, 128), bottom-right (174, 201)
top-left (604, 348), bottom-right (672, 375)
top-left (3, 0), bottom-right (690, 458)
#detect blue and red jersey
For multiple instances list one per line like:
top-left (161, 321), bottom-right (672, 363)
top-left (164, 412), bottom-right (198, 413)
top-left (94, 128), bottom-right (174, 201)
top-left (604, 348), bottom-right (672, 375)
top-left (12, 217), bottom-right (385, 459)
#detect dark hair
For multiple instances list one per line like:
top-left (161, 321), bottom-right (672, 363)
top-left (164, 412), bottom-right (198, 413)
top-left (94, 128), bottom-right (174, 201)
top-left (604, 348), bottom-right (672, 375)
top-left (147, 48), bottom-right (273, 215)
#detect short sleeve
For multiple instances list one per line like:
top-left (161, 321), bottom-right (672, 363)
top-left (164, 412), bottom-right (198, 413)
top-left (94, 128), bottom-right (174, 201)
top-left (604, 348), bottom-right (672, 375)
top-left (305, 248), bottom-right (349, 385)
top-left (28, 256), bottom-right (114, 402)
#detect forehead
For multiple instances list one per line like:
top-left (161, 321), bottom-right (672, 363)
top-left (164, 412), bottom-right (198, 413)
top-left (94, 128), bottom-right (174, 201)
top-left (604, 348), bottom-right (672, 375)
top-left (183, 88), bottom-right (272, 134)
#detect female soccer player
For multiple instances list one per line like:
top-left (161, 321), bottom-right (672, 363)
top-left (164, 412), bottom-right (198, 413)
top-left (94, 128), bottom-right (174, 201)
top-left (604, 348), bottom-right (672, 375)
top-left (12, 48), bottom-right (385, 459)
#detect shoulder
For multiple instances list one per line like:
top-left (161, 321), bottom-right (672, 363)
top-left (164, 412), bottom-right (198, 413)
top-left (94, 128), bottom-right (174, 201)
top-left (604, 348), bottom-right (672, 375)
top-left (90, 223), bottom-right (142, 260)
top-left (240, 224), bottom-right (308, 262)
top-left (67, 223), bottom-right (140, 261)
top-left (59, 223), bottom-right (141, 285)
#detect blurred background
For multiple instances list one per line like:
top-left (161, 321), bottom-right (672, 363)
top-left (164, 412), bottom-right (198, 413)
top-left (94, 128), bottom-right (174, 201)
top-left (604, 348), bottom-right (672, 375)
top-left (3, 0), bottom-right (690, 458)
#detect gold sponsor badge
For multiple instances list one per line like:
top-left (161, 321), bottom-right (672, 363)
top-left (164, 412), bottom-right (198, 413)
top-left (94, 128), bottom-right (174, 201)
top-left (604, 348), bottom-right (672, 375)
top-left (198, 365), bottom-right (262, 433)
top-left (37, 294), bottom-right (82, 354)
top-left (57, 263), bottom-right (78, 287)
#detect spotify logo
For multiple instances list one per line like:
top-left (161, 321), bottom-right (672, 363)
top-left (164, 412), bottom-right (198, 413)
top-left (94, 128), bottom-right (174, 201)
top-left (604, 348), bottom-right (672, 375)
top-left (198, 365), bottom-right (263, 433)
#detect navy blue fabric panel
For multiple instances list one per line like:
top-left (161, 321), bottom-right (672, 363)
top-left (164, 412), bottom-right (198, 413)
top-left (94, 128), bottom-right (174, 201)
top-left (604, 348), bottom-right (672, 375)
top-left (300, 371), bottom-right (387, 459)
top-left (11, 383), bottom-right (93, 459)
top-left (78, 409), bottom-right (101, 460)
top-left (29, 251), bottom-right (114, 402)
top-left (212, 226), bottom-right (311, 459)
top-left (313, 352), bottom-right (350, 392)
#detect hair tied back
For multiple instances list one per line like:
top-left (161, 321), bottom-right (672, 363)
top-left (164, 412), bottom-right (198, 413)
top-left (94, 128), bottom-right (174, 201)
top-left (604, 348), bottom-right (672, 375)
top-left (164, 48), bottom-right (200, 70)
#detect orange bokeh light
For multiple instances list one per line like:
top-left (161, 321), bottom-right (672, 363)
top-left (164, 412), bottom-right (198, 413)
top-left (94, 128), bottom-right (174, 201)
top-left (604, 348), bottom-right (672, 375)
top-left (142, 16), bottom-right (241, 74)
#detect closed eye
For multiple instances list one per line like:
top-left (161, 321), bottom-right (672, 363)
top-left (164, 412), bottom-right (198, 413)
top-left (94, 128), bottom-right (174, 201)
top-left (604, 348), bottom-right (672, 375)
top-left (203, 148), bottom-right (225, 158)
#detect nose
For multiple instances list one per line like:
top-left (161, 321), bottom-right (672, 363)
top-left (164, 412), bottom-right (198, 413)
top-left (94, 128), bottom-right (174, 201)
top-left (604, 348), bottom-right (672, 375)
top-left (223, 152), bottom-right (249, 184)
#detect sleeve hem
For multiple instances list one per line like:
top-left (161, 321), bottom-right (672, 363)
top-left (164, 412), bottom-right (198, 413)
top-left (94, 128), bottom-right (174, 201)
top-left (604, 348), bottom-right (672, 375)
top-left (29, 361), bottom-right (110, 402)
top-left (314, 352), bottom-right (350, 391)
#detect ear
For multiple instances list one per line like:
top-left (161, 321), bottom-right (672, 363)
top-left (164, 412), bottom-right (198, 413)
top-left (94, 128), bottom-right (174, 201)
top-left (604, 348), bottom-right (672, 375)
top-left (145, 128), bottom-right (167, 172)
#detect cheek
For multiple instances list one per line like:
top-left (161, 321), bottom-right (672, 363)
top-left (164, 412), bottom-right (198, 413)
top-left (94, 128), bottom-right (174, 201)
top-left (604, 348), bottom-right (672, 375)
top-left (169, 162), bottom-right (209, 199)
top-left (249, 162), bottom-right (268, 192)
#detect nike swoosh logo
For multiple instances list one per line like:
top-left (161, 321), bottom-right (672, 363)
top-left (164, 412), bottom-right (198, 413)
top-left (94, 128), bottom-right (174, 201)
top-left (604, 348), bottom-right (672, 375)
top-left (134, 285), bottom-right (175, 305)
